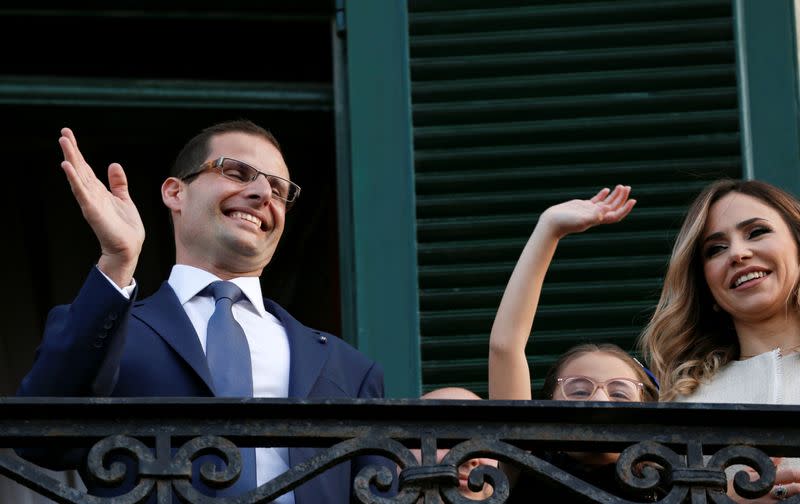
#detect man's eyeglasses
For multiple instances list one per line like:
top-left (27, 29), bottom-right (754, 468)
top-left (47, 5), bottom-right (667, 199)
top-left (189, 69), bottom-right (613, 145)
top-left (556, 376), bottom-right (644, 402)
top-left (183, 157), bottom-right (301, 207)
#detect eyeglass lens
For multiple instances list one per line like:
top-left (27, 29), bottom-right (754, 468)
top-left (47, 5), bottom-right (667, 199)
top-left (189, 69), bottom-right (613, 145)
top-left (219, 158), bottom-right (298, 202)
top-left (561, 377), bottom-right (640, 401)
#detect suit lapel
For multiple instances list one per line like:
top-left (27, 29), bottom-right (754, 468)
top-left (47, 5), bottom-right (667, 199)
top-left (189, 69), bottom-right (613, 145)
top-left (132, 282), bottom-right (215, 394)
top-left (263, 299), bottom-right (328, 399)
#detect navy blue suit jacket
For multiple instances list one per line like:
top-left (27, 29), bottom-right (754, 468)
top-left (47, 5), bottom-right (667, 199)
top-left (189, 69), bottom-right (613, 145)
top-left (18, 267), bottom-right (386, 503)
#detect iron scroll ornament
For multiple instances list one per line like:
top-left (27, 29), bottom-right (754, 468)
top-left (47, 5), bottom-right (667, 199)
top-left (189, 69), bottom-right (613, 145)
top-left (170, 436), bottom-right (419, 504)
top-left (1, 435), bottom-right (794, 503)
top-left (2, 435), bottom-right (417, 504)
top-left (396, 439), bottom-right (790, 504)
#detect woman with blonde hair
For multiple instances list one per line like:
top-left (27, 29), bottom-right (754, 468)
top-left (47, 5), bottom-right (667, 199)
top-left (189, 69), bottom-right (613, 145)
top-left (640, 179), bottom-right (800, 402)
top-left (639, 179), bottom-right (800, 501)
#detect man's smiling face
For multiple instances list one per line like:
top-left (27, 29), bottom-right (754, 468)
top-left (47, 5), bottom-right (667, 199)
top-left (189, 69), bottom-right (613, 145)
top-left (171, 131), bottom-right (290, 278)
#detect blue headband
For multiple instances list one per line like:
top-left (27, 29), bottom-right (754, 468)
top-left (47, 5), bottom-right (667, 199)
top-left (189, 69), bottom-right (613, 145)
top-left (633, 357), bottom-right (660, 390)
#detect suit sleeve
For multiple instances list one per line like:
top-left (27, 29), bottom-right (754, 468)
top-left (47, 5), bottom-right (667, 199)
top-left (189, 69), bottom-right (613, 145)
top-left (17, 267), bottom-right (135, 397)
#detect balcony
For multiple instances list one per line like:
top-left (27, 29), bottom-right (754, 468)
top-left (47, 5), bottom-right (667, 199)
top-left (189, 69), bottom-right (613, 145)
top-left (1, 398), bottom-right (796, 503)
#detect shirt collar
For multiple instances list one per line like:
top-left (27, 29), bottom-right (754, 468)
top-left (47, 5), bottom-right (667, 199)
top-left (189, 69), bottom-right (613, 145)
top-left (168, 264), bottom-right (267, 317)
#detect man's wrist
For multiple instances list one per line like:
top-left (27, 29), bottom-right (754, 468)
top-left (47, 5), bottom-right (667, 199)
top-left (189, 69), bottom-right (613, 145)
top-left (95, 265), bottom-right (136, 299)
top-left (97, 254), bottom-right (138, 290)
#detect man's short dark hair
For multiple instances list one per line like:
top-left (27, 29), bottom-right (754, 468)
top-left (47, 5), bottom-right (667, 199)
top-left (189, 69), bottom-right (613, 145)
top-left (171, 120), bottom-right (283, 180)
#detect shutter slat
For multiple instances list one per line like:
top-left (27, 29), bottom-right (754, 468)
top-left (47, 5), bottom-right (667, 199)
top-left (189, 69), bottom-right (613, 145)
top-left (411, 41), bottom-right (734, 80)
top-left (421, 302), bottom-right (654, 335)
top-left (418, 182), bottom-right (715, 207)
top-left (422, 327), bottom-right (640, 359)
top-left (413, 65), bottom-right (735, 102)
top-left (415, 135), bottom-right (740, 170)
top-left (421, 278), bottom-right (662, 310)
top-left (417, 207), bottom-right (688, 241)
top-left (419, 255), bottom-right (670, 288)
top-left (416, 157), bottom-right (740, 193)
top-left (412, 24), bottom-right (732, 59)
top-left (410, 0), bottom-right (729, 31)
top-left (416, 156), bottom-right (741, 188)
top-left (414, 110), bottom-right (738, 149)
top-left (413, 88), bottom-right (738, 125)
top-left (418, 230), bottom-right (675, 266)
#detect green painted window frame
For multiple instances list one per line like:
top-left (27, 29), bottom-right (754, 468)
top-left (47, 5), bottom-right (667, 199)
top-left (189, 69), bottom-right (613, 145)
top-left (336, 0), bottom-right (421, 398)
top-left (735, 0), bottom-right (800, 191)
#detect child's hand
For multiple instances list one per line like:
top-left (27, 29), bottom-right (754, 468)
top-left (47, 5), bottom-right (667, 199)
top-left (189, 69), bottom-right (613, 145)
top-left (540, 185), bottom-right (635, 239)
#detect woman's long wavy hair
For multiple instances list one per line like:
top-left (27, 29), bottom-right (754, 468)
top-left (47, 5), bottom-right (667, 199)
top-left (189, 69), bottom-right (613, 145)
top-left (639, 179), bottom-right (800, 400)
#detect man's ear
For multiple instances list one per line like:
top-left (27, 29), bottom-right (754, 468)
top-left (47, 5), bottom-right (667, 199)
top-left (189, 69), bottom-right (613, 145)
top-left (161, 177), bottom-right (184, 212)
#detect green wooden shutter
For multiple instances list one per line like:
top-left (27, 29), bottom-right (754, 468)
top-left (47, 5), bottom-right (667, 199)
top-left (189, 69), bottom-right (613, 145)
top-left (409, 0), bottom-right (742, 396)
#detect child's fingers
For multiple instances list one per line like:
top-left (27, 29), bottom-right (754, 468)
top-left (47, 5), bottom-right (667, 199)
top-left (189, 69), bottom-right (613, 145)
top-left (589, 187), bottom-right (611, 204)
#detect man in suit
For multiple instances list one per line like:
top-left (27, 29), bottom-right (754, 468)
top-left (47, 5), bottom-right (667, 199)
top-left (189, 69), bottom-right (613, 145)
top-left (17, 121), bottom-right (385, 503)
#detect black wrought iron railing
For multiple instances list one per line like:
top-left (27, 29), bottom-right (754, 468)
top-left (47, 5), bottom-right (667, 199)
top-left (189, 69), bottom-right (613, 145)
top-left (0, 398), bottom-right (796, 503)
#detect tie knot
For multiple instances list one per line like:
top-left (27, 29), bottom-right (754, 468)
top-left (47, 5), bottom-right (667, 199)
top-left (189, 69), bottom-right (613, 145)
top-left (204, 281), bottom-right (244, 304)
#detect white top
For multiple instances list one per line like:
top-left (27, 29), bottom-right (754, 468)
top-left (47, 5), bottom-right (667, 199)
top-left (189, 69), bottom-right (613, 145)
top-left (676, 349), bottom-right (800, 472)
top-left (675, 349), bottom-right (800, 404)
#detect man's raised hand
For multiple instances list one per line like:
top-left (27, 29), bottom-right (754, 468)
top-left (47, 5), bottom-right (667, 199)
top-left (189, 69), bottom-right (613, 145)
top-left (59, 128), bottom-right (145, 288)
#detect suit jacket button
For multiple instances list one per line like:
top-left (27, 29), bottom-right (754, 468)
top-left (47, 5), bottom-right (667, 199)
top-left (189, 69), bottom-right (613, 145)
top-left (93, 340), bottom-right (104, 348)
top-left (318, 335), bottom-right (327, 344)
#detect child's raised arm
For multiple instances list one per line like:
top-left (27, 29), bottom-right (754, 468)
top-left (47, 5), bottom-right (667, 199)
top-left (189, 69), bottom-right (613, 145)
top-left (488, 185), bottom-right (636, 400)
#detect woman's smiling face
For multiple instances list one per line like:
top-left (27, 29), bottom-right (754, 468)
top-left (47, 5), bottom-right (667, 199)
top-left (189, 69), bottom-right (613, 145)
top-left (701, 192), bottom-right (800, 323)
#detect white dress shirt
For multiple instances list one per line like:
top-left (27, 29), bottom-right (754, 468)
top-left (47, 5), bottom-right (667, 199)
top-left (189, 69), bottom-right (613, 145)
top-left (100, 265), bottom-right (294, 503)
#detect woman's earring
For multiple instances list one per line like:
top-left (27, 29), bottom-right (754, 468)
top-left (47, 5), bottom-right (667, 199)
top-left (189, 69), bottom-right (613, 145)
top-left (712, 303), bottom-right (720, 312)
